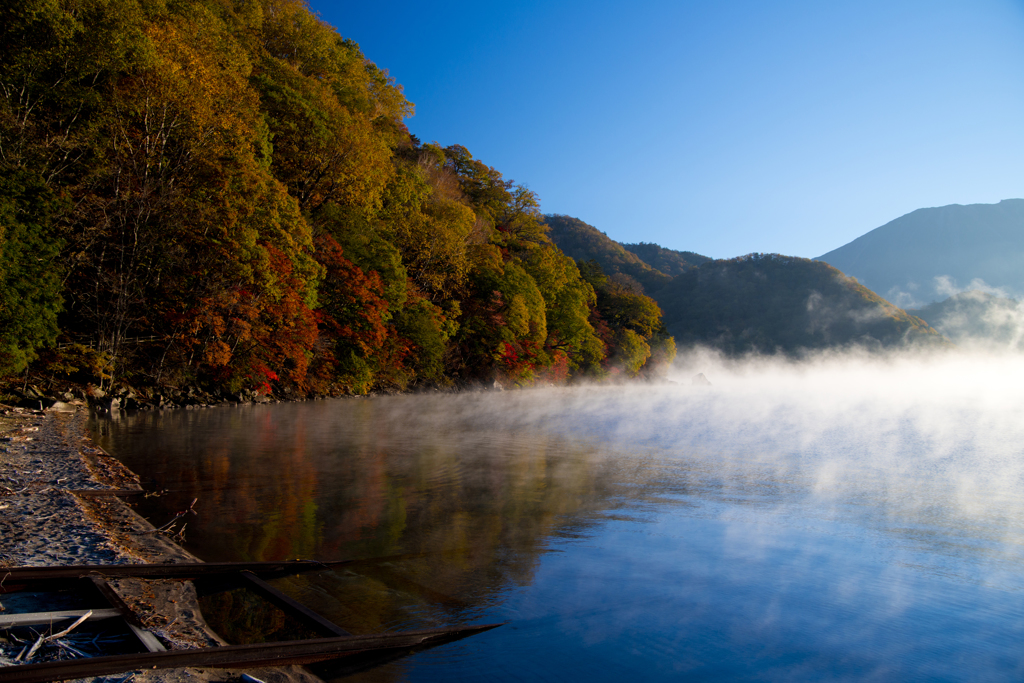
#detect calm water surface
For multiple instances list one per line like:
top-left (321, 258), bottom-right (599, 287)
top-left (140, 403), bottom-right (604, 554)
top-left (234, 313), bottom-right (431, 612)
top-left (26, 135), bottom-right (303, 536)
top-left (92, 372), bottom-right (1024, 682)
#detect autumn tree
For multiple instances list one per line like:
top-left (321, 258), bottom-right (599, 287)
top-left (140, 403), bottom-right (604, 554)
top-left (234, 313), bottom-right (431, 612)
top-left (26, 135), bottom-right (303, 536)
top-left (578, 260), bottom-right (670, 377)
top-left (0, 0), bottom-right (658, 397)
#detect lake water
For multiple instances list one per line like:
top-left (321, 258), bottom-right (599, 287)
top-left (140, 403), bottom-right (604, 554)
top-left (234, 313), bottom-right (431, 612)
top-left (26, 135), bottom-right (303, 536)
top-left (92, 354), bottom-right (1024, 681)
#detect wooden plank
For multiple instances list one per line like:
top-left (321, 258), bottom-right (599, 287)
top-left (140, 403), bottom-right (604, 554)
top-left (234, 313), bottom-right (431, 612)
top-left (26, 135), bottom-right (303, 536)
top-left (125, 623), bottom-right (167, 653)
top-left (0, 622), bottom-right (504, 683)
top-left (86, 577), bottom-right (146, 629)
top-left (88, 577), bottom-right (166, 653)
top-left (0, 608), bottom-right (120, 629)
top-left (238, 571), bottom-right (351, 637)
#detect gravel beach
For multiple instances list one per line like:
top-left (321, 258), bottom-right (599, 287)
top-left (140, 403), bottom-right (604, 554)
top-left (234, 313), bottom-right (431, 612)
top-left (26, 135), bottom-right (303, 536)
top-left (0, 405), bottom-right (323, 683)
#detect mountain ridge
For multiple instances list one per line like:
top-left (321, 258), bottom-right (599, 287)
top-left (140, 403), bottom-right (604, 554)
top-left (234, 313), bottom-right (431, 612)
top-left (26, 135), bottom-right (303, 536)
top-left (650, 253), bottom-right (943, 355)
top-left (545, 214), bottom-right (944, 355)
top-left (816, 199), bottom-right (1024, 307)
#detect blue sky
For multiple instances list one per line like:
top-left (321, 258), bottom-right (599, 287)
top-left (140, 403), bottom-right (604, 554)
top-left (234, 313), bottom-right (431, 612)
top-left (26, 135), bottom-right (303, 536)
top-left (310, 0), bottom-right (1024, 259)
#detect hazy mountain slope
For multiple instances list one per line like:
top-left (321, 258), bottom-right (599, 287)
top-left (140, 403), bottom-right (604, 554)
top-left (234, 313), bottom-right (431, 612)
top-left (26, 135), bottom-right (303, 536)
top-left (652, 254), bottom-right (943, 355)
top-left (544, 215), bottom-right (671, 293)
top-left (621, 242), bottom-right (711, 277)
top-left (908, 290), bottom-right (1024, 350)
top-left (816, 199), bottom-right (1024, 307)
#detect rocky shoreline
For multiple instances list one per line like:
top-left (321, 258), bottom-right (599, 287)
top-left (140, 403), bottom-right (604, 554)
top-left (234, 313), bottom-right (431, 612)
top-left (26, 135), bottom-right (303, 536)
top-left (0, 404), bottom-right (323, 683)
top-left (6, 382), bottom-right (288, 414)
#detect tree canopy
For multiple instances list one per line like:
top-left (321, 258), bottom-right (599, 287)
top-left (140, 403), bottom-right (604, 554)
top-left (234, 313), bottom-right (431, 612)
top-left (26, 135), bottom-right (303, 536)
top-left (0, 0), bottom-right (673, 393)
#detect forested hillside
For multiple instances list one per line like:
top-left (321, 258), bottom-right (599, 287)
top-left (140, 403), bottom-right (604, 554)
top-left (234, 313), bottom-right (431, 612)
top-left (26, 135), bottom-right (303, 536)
top-left (652, 254), bottom-right (944, 355)
top-left (622, 242), bottom-right (711, 277)
top-left (547, 213), bottom-right (943, 357)
top-left (544, 215), bottom-right (671, 294)
top-left (0, 0), bottom-right (673, 398)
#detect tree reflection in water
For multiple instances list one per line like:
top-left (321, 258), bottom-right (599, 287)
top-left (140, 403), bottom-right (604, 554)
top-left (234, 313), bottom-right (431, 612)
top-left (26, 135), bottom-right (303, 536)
top-left (91, 394), bottom-right (668, 653)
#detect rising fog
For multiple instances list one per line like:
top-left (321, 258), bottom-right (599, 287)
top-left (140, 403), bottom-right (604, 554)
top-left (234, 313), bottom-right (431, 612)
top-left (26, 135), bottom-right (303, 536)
top-left (98, 346), bottom-right (1024, 678)
top-left (415, 347), bottom-right (1024, 570)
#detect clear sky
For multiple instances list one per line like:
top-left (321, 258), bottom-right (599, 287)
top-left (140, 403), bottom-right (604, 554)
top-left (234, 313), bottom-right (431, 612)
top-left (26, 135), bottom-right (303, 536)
top-left (308, 0), bottom-right (1024, 259)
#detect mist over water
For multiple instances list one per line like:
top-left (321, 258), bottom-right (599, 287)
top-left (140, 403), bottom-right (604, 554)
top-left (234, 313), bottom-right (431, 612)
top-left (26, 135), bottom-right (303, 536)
top-left (94, 350), bottom-right (1024, 681)
top-left (485, 351), bottom-right (1024, 512)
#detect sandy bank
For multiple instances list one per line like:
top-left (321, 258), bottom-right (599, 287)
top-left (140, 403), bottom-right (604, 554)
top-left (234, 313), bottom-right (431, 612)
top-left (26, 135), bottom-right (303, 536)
top-left (0, 405), bottom-right (323, 683)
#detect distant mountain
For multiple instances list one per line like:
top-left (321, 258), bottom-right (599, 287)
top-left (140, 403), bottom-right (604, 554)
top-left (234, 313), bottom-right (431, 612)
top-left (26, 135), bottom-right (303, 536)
top-left (817, 199), bottom-right (1024, 307)
top-left (546, 214), bottom-right (943, 356)
top-left (908, 290), bottom-right (1024, 350)
top-left (621, 242), bottom-right (711, 277)
top-left (544, 215), bottom-right (672, 293)
top-left (651, 254), bottom-right (943, 355)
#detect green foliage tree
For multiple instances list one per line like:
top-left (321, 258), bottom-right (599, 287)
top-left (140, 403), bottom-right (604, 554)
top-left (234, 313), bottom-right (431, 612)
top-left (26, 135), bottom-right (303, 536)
top-left (394, 295), bottom-right (454, 385)
top-left (0, 170), bottom-right (64, 375)
top-left (613, 329), bottom-right (651, 377)
top-left (378, 154), bottom-right (474, 302)
top-left (520, 242), bottom-right (603, 372)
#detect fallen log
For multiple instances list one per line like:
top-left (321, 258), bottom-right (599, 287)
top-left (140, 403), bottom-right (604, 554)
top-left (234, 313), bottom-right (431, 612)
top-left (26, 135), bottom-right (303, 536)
top-left (0, 622), bottom-right (503, 683)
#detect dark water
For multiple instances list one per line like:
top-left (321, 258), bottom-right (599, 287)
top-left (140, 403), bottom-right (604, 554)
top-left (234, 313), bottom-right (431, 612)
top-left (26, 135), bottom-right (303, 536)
top-left (92, 371), bottom-right (1024, 682)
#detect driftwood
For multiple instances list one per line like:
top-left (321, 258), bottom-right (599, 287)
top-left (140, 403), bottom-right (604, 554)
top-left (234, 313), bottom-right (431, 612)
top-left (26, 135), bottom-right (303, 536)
top-left (1, 555), bottom-right (502, 681)
top-left (153, 497), bottom-right (197, 539)
top-left (16, 610), bottom-right (92, 662)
